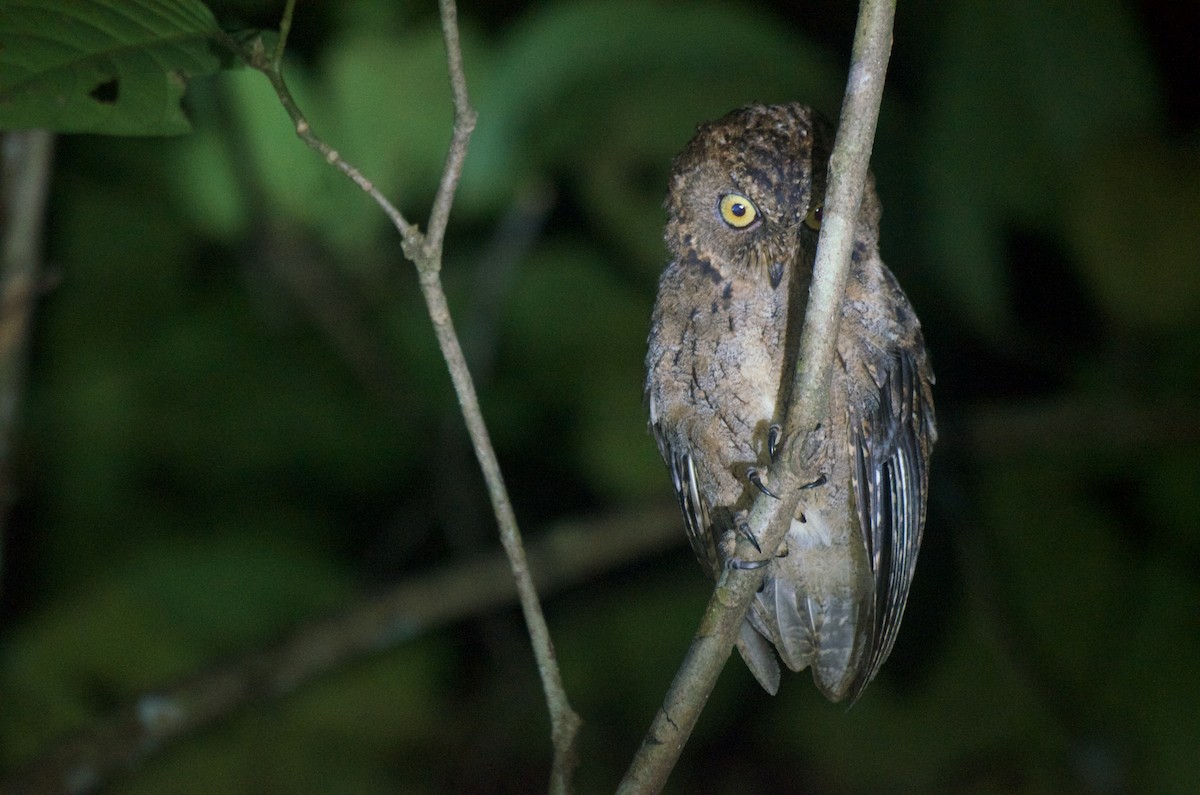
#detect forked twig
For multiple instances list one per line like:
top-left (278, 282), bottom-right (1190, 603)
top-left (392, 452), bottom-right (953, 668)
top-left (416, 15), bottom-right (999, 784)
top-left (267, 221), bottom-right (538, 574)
top-left (227, 0), bottom-right (580, 788)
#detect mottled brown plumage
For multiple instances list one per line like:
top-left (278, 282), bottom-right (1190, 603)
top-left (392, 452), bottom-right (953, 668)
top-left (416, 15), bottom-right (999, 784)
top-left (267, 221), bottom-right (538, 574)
top-left (645, 103), bottom-right (936, 702)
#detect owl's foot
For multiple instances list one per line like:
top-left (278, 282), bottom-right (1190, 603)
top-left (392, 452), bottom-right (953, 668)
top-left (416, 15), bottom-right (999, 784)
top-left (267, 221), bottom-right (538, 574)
top-left (723, 512), bottom-right (793, 570)
top-left (727, 527), bottom-right (768, 570)
top-left (746, 467), bottom-right (779, 499)
top-left (733, 512), bottom-right (761, 553)
top-left (719, 517), bottom-right (767, 570)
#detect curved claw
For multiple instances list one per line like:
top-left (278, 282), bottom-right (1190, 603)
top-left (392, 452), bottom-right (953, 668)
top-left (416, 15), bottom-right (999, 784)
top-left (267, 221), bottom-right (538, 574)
top-left (801, 473), bottom-right (827, 490)
top-left (737, 519), bottom-right (762, 553)
top-left (746, 467), bottom-right (780, 499)
top-left (767, 424), bottom-right (782, 462)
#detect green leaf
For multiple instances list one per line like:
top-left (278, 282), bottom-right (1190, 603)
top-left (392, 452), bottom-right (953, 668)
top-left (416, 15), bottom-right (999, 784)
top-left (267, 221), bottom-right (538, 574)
top-left (0, 0), bottom-right (224, 135)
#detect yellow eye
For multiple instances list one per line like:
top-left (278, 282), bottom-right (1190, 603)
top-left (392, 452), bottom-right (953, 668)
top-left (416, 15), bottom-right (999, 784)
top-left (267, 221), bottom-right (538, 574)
top-left (718, 194), bottom-right (758, 229)
top-left (804, 204), bottom-right (823, 231)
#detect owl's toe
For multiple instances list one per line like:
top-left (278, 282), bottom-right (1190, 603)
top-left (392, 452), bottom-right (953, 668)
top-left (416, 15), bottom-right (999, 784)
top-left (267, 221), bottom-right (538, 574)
top-left (746, 467), bottom-right (779, 499)
top-left (800, 473), bottom-right (827, 490)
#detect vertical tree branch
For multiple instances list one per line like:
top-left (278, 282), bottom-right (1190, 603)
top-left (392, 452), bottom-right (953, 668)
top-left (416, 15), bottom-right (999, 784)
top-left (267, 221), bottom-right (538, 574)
top-left (228, 1), bottom-right (580, 789)
top-left (414, 272), bottom-right (581, 792)
top-left (231, 0), bottom-right (580, 788)
top-left (617, 1), bottom-right (897, 791)
top-left (783, 0), bottom-right (895, 440)
top-left (424, 0), bottom-right (476, 259)
top-left (417, 6), bottom-right (579, 789)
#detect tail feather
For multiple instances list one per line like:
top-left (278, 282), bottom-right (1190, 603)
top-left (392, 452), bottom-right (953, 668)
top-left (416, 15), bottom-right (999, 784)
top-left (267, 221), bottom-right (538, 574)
top-left (748, 573), bottom-right (865, 702)
top-left (735, 620), bottom-right (781, 695)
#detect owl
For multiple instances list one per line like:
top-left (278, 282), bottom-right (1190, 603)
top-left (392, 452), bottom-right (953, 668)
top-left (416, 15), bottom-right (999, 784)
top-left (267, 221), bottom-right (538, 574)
top-left (645, 103), bottom-right (936, 702)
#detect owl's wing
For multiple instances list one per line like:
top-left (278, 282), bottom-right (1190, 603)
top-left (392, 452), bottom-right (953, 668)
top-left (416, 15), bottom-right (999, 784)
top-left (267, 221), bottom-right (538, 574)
top-left (847, 347), bottom-right (935, 700)
top-left (650, 419), bottom-right (720, 576)
top-left (650, 407), bottom-right (784, 695)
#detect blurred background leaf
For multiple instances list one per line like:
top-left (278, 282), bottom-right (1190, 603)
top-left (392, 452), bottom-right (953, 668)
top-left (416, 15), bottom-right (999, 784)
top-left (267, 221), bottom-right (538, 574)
top-left (915, 0), bottom-right (1162, 337)
top-left (2, 0), bottom-right (1198, 792)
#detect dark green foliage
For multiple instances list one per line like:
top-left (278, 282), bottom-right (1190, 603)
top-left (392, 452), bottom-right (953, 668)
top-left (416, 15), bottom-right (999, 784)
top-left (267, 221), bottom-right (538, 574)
top-left (1, 0), bottom-right (1198, 792)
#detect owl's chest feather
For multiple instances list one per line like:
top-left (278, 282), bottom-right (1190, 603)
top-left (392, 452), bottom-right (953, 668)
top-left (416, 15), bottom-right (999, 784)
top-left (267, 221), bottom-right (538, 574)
top-left (650, 265), bottom-right (792, 477)
top-left (692, 288), bottom-right (784, 421)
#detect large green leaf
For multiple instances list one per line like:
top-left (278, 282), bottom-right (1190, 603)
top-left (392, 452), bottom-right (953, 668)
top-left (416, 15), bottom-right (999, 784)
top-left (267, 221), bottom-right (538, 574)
top-left (0, 0), bottom-right (224, 135)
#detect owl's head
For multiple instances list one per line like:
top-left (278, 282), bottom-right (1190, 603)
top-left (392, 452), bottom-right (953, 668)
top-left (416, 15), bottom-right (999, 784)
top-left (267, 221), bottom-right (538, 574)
top-left (664, 103), bottom-right (834, 284)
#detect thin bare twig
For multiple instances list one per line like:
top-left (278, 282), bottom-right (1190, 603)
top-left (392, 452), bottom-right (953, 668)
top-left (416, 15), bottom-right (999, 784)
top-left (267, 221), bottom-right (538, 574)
top-left (424, 0), bottom-right (477, 260)
top-left (413, 276), bottom-right (583, 791)
top-left (270, 0), bottom-right (295, 69)
top-left (226, 0), bottom-right (580, 788)
top-left (225, 20), bottom-right (416, 250)
top-left (0, 130), bottom-right (55, 590)
top-left (420, 2), bottom-right (579, 788)
top-left (617, 0), bottom-right (898, 791)
top-left (0, 504), bottom-right (681, 795)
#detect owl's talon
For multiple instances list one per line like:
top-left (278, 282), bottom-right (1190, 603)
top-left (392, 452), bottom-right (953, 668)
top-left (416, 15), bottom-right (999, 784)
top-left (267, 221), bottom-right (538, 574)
top-left (737, 518), bottom-right (762, 553)
top-left (727, 557), bottom-right (769, 570)
top-left (801, 473), bottom-right (827, 490)
top-left (747, 467), bottom-right (779, 499)
top-left (767, 424), bottom-right (782, 461)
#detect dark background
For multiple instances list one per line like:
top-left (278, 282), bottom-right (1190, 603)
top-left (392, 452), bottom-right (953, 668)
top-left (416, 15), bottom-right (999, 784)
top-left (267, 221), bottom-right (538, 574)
top-left (2, 0), bottom-right (1198, 792)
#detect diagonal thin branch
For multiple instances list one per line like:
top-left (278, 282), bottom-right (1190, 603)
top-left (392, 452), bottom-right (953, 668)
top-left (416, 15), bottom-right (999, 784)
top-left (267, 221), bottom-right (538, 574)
top-left (226, 1), bottom-right (580, 789)
top-left (0, 505), bottom-right (680, 795)
top-left (413, 275), bottom-right (584, 791)
top-left (617, 0), bottom-right (898, 791)
top-left (225, 27), bottom-right (417, 251)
